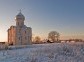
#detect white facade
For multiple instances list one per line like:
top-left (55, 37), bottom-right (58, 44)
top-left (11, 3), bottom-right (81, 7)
top-left (8, 12), bottom-right (32, 45)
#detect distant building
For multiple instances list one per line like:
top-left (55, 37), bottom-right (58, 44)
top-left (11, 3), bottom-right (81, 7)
top-left (0, 42), bottom-right (7, 50)
top-left (0, 42), bottom-right (5, 45)
top-left (8, 11), bottom-right (32, 45)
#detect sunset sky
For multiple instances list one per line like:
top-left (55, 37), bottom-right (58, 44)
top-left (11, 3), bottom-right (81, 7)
top-left (0, 0), bottom-right (84, 42)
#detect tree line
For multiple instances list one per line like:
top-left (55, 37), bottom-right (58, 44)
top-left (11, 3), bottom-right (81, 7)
top-left (32, 31), bottom-right (60, 44)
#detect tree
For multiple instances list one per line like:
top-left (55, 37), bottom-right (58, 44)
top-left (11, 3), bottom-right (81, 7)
top-left (34, 36), bottom-right (41, 43)
top-left (48, 31), bottom-right (60, 42)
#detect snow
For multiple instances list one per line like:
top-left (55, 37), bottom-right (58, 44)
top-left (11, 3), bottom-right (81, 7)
top-left (0, 42), bottom-right (84, 62)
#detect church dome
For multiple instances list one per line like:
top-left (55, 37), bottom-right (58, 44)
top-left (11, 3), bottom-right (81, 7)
top-left (15, 12), bottom-right (25, 21)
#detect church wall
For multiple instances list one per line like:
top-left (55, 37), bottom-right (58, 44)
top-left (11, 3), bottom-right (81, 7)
top-left (8, 26), bottom-right (16, 45)
top-left (8, 12), bottom-right (32, 45)
top-left (27, 27), bottom-right (32, 44)
top-left (15, 28), bottom-right (22, 45)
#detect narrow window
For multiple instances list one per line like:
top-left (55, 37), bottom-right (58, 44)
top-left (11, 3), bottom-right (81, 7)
top-left (19, 37), bottom-right (20, 40)
top-left (25, 37), bottom-right (27, 40)
top-left (21, 22), bottom-right (23, 25)
top-left (18, 22), bottom-right (19, 26)
top-left (28, 36), bottom-right (30, 40)
top-left (19, 29), bottom-right (21, 33)
top-left (25, 31), bottom-right (26, 34)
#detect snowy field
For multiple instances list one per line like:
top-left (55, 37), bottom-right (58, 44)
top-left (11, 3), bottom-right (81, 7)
top-left (0, 42), bottom-right (84, 62)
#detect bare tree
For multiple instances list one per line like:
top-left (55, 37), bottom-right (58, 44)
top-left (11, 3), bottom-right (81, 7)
top-left (34, 36), bottom-right (41, 43)
top-left (48, 31), bottom-right (60, 42)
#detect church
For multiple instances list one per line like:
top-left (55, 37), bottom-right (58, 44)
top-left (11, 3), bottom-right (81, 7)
top-left (8, 11), bottom-right (32, 45)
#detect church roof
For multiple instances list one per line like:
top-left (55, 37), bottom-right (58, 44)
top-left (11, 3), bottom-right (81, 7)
top-left (15, 12), bottom-right (25, 20)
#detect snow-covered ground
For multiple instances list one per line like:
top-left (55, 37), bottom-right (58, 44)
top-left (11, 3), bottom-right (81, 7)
top-left (0, 42), bottom-right (84, 62)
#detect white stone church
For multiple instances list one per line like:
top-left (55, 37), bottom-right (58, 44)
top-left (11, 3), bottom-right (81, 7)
top-left (8, 11), bottom-right (32, 45)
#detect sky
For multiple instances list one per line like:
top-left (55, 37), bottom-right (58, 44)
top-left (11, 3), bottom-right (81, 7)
top-left (0, 0), bottom-right (84, 42)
